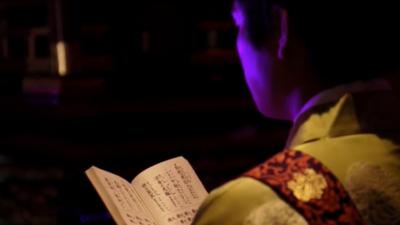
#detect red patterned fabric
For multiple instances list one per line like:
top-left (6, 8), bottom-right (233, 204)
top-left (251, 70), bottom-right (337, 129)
top-left (242, 150), bottom-right (365, 225)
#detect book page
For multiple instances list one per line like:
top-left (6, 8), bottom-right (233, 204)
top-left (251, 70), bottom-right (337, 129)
top-left (131, 157), bottom-right (208, 225)
top-left (87, 167), bottom-right (158, 225)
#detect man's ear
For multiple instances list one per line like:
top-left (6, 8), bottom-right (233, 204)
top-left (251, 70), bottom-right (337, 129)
top-left (273, 6), bottom-right (289, 60)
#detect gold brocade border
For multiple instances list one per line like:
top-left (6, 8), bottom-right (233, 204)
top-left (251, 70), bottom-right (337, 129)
top-left (242, 149), bottom-right (365, 225)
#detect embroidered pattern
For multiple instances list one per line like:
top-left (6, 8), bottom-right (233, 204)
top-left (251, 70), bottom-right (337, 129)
top-left (287, 168), bottom-right (327, 202)
top-left (242, 149), bottom-right (365, 225)
top-left (344, 163), bottom-right (400, 225)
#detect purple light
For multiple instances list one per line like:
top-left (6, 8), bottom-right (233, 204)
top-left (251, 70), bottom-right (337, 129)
top-left (79, 212), bottom-right (111, 224)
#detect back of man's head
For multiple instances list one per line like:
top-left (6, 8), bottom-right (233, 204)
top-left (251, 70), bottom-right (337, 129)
top-left (235, 0), bottom-right (400, 86)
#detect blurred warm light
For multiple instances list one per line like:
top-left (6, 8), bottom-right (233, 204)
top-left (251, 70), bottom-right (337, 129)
top-left (56, 41), bottom-right (67, 76)
top-left (207, 30), bottom-right (218, 49)
top-left (142, 31), bottom-right (150, 53)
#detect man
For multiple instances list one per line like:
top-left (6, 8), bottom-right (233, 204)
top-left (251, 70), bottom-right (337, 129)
top-left (192, 0), bottom-right (400, 225)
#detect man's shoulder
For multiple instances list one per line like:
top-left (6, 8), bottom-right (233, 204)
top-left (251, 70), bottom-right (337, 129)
top-left (293, 132), bottom-right (400, 183)
top-left (192, 177), bottom-right (284, 225)
top-left (205, 177), bottom-right (273, 203)
top-left (198, 177), bottom-right (275, 213)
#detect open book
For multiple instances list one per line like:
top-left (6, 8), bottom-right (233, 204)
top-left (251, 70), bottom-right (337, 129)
top-left (85, 156), bottom-right (209, 225)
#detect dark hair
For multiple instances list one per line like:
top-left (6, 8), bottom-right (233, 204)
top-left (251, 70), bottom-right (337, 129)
top-left (235, 0), bottom-right (400, 86)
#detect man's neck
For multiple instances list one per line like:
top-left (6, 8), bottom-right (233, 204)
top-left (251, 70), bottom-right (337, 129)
top-left (286, 81), bottom-right (325, 121)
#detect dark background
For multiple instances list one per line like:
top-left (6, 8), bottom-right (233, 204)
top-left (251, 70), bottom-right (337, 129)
top-left (2, 0), bottom-right (390, 224)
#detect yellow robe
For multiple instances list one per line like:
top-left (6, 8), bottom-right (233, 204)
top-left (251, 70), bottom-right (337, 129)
top-left (192, 81), bottom-right (400, 225)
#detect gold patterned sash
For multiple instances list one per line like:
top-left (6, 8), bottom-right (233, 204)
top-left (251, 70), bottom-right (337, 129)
top-left (242, 150), bottom-right (365, 225)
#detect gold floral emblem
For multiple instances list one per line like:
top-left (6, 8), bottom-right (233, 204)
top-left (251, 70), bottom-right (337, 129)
top-left (287, 168), bottom-right (327, 202)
